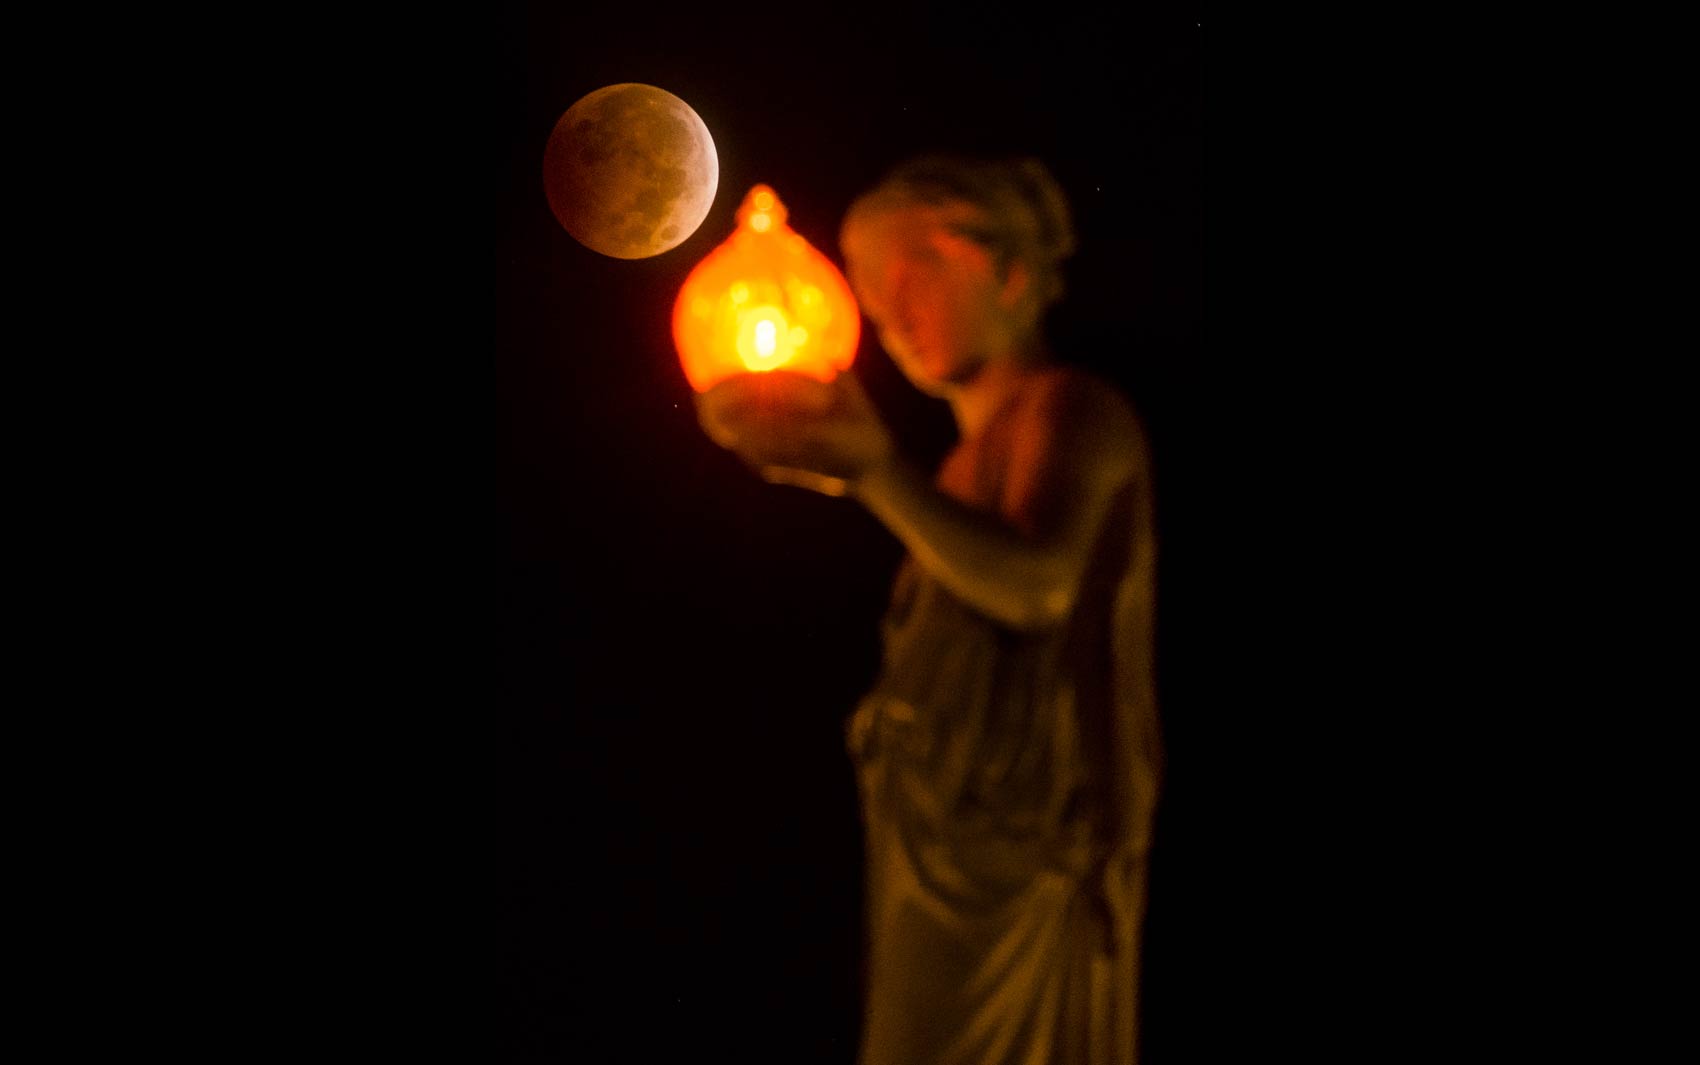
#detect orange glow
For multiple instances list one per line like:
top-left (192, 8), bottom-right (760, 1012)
top-left (672, 185), bottom-right (859, 392)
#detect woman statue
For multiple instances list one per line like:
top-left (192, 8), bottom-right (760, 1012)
top-left (698, 154), bottom-right (1162, 1065)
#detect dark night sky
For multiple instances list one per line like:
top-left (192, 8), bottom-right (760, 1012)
top-left (497, 4), bottom-right (1206, 1062)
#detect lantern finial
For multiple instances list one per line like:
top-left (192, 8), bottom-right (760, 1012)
top-left (738, 185), bottom-right (788, 233)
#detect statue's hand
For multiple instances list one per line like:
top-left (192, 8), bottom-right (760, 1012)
top-left (695, 371), bottom-right (897, 496)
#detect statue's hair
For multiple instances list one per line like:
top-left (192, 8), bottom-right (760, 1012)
top-left (845, 154), bottom-right (1077, 309)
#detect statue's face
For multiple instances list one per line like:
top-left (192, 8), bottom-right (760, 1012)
top-left (841, 202), bottom-right (1022, 396)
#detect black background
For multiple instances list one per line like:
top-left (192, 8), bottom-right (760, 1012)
top-left (494, 4), bottom-right (1209, 1063)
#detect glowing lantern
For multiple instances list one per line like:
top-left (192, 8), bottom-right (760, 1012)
top-left (672, 185), bottom-right (859, 393)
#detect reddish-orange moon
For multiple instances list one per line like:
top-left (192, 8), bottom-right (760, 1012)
top-left (542, 83), bottom-right (719, 259)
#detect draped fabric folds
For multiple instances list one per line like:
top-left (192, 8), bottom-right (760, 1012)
top-left (847, 375), bottom-right (1161, 1065)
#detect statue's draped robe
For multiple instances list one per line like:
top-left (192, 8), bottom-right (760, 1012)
top-left (847, 369), bottom-right (1161, 1065)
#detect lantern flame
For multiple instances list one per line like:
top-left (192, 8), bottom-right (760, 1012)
top-left (737, 306), bottom-right (792, 371)
top-left (673, 185), bottom-right (859, 392)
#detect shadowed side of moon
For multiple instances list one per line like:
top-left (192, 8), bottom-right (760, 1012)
top-left (543, 84), bottom-right (719, 259)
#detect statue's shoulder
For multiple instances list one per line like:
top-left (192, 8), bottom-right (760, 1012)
top-left (1017, 365), bottom-right (1147, 468)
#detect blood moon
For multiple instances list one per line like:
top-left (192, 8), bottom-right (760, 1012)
top-left (542, 83), bottom-right (719, 259)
